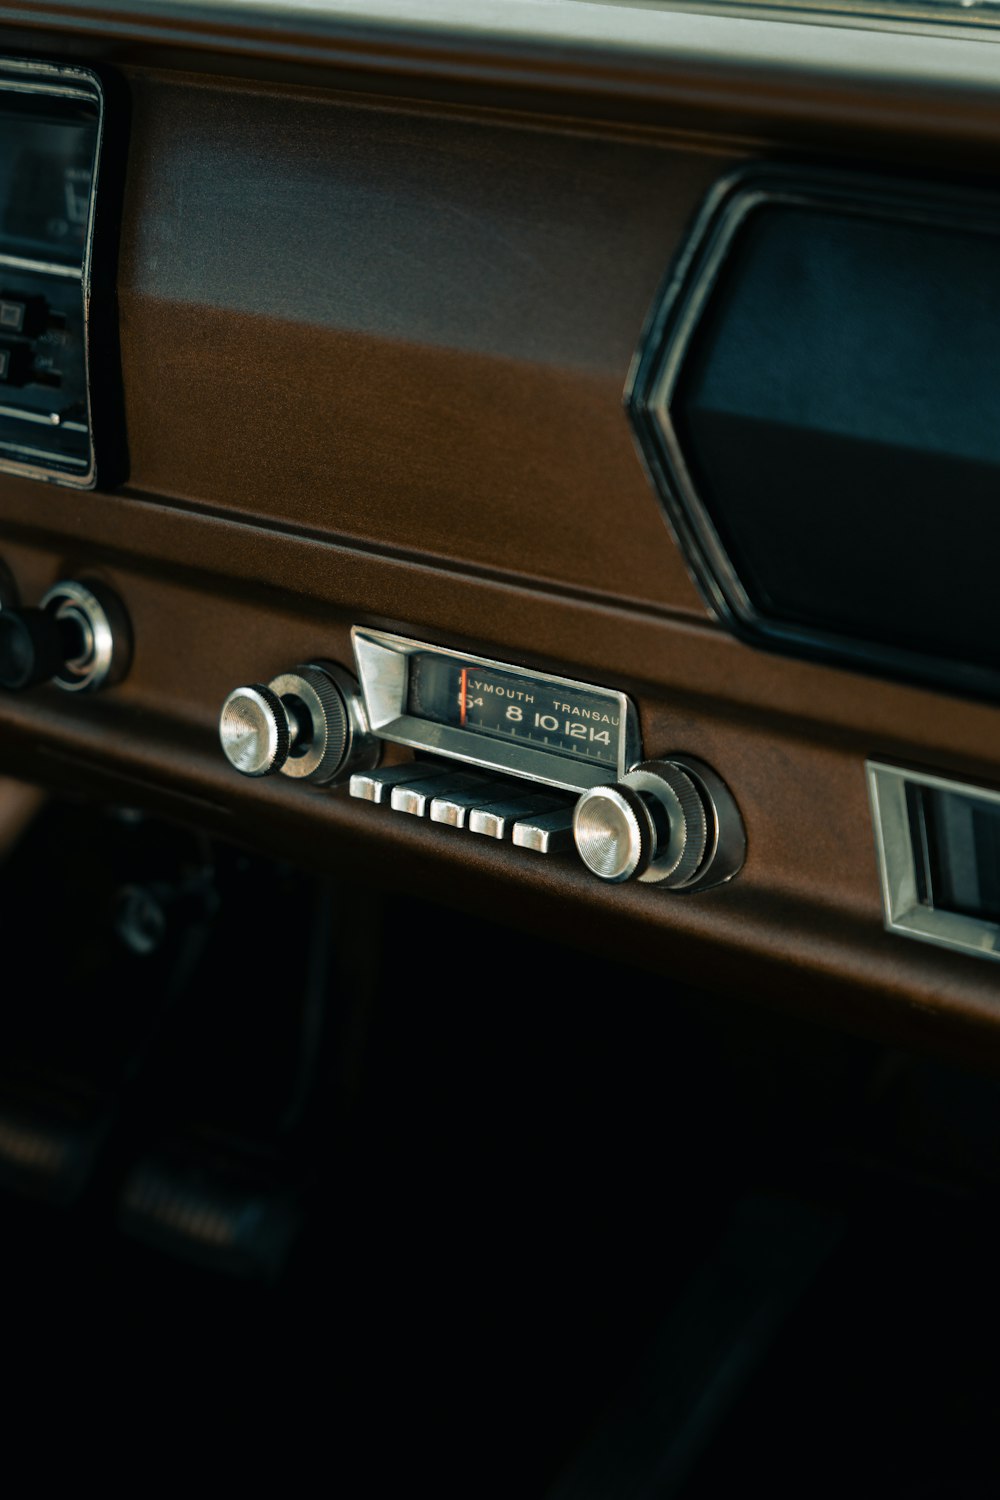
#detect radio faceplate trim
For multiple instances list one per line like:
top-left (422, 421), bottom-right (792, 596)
top-left (352, 627), bottom-right (641, 793)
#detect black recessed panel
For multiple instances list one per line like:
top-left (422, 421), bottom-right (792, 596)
top-left (923, 785), bottom-right (1000, 924)
top-left (627, 168), bottom-right (1000, 699)
top-left (0, 64), bottom-right (105, 489)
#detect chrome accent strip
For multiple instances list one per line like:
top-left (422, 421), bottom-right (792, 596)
top-left (0, 255), bottom-right (79, 281)
top-left (0, 438), bottom-right (88, 465)
top-left (13, 2), bottom-right (1000, 56)
top-left (0, 405), bottom-right (62, 427)
top-left (0, 77), bottom-right (94, 100)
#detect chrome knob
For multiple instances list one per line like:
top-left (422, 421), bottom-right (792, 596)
top-left (219, 683), bottom-right (290, 777)
top-left (572, 785), bottom-right (659, 882)
top-left (573, 760), bottom-right (709, 888)
top-left (267, 664), bottom-right (349, 783)
top-left (219, 660), bottom-right (379, 785)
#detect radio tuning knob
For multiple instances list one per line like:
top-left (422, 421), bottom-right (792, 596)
top-left (219, 660), bottom-right (378, 785)
top-left (219, 683), bottom-right (291, 777)
top-left (573, 758), bottom-right (745, 892)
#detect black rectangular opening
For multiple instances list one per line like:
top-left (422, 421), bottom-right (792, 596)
top-left (916, 786), bottom-right (1000, 923)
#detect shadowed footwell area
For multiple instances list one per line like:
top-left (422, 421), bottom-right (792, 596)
top-left (0, 798), bottom-right (999, 1496)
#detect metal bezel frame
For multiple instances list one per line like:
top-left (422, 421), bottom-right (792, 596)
top-left (352, 627), bottom-right (641, 793)
top-left (40, 577), bottom-right (130, 691)
top-left (0, 59), bottom-right (104, 490)
top-left (626, 163), bottom-right (1000, 703)
top-left (867, 759), bottom-right (1000, 964)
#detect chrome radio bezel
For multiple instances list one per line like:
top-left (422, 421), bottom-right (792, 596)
top-left (352, 628), bottom-right (641, 793)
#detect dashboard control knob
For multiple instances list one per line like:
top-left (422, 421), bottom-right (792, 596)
top-left (267, 664), bottom-right (349, 784)
top-left (573, 760), bottom-right (712, 888)
top-left (219, 661), bottom-right (379, 786)
top-left (0, 580), bottom-right (130, 693)
top-left (0, 607), bottom-right (81, 690)
top-left (573, 784), bottom-right (659, 882)
top-left (219, 683), bottom-right (291, 777)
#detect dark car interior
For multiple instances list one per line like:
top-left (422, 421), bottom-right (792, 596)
top-left (2, 2), bottom-right (1000, 1492)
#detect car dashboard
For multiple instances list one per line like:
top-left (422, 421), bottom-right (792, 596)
top-left (3, 1), bottom-right (1000, 1490)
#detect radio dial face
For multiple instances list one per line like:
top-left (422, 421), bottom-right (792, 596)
top-left (406, 651), bottom-right (623, 773)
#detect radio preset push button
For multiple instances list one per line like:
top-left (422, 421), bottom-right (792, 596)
top-left (469, 795), bottom-right (560, 840)
top-left (429, 781), bottom-right (513, 828)
top-left (391, 772), bottom-right (482, 817)
top-left (350, 763), bottom-right (450, 805)
top-left (350, 762), bottom-right (578, 849)
top-left (511, 807), bottom-right (576, 855)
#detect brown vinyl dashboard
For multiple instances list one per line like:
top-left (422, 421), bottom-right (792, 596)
top-left (1, 0), bottom-right (1000, 1062)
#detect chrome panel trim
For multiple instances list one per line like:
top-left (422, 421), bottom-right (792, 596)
top-left (0, 407), bottom-right (63, 428)
top-left (0, 256), bottom-right (80, 281)
top-left (867, 760), bottom-right (1000, 963)
top-left (15, 2), bottom-right (1000, 64)
top-left (40, 578), bottom-right (129, 692)
top-left (0, 440), bottom-right (88, 465)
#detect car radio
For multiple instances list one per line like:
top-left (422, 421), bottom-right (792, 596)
top-left (217, 630), bottom-right (746, 894)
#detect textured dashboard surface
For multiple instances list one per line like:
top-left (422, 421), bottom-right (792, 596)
top-left (0, 8), bottom-right (998, 1061)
